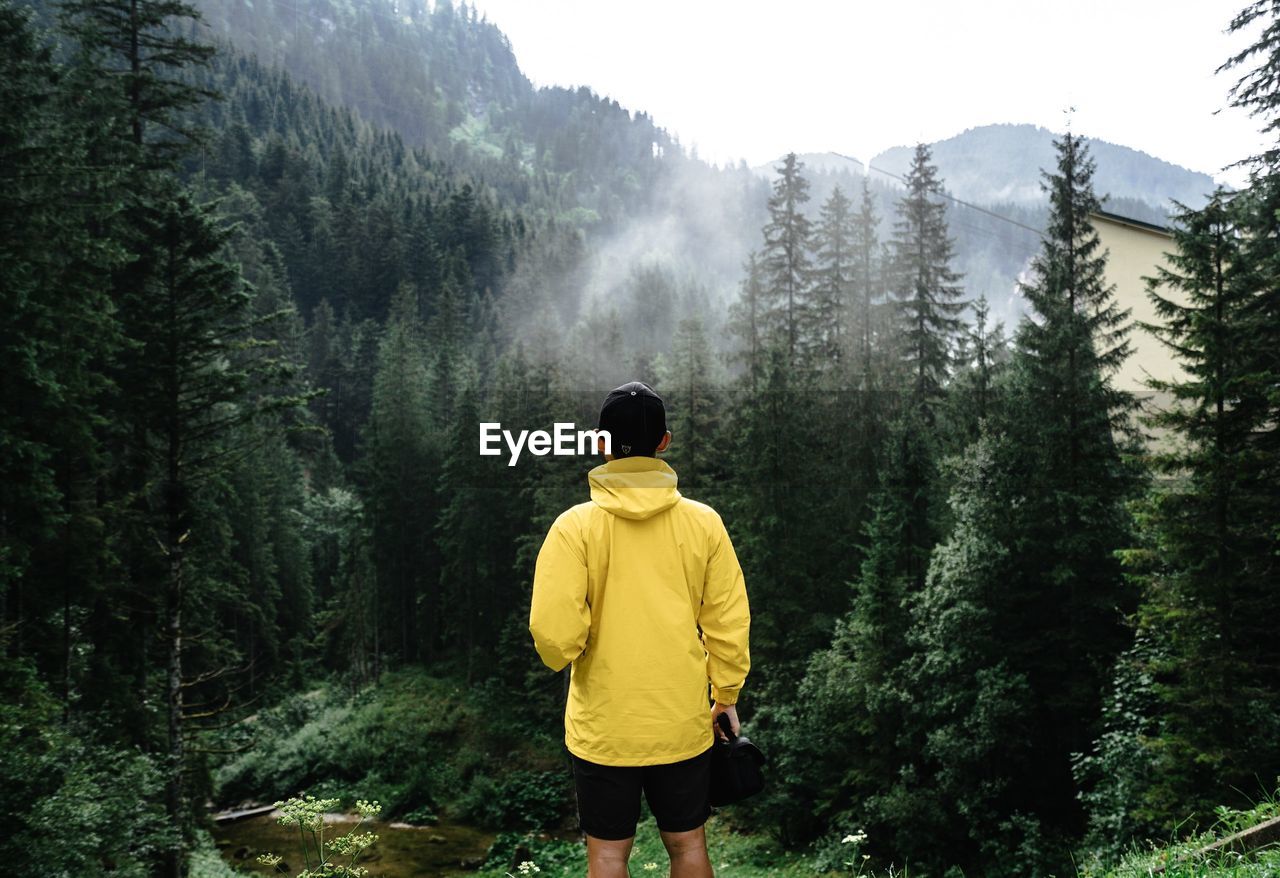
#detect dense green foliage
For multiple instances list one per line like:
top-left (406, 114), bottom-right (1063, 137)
top-left (4, 0), bottom-right (1280, 876)
top-left (213, 670), bottom-right (569, 831)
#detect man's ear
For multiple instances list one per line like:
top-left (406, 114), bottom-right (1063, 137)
top-left (656, 430), bottom-right (672, 453)
top-left (594, 433), bottom-right (612, 459)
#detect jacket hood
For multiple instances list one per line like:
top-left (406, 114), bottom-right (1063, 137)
top-left (588, 456), bottom-right (681, 520)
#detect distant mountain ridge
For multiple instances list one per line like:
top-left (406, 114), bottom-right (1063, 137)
top-left (869, 123), bottom-right (1217, 212)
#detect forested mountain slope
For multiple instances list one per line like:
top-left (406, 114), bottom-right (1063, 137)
top-left (187, 0), bottom-right (768, 316)
top-left (192, 1), bottom-right (1211, 326)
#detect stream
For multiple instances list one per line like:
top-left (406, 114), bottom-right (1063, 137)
top-left (212, 810), bottom-right (497, 877)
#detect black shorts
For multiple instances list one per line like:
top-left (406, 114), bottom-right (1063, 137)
top-left (570, 745), bottom-right (713, 840)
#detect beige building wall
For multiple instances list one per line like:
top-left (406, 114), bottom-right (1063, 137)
top-left (1091, 211), bottom-right (1189, 449)
top-left (1091, 210), bottom-right (1184, 395)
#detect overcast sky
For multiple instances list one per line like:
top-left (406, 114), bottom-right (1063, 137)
top-left (466, 0), bottom-right (1265, 187)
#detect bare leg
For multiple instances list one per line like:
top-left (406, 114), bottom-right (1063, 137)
top-left (660, 825), bottom-right (713, 878)
top-left (586, 833), bottom-right (634, 878)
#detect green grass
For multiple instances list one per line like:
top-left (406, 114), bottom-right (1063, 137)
top-left (473, 813), bottom-right (831, 878)
top-left (1081, 794), bottom-right (1280, 878)
top-left (1088, 846), bottom-right (1280, 878)
top-left (471, 800), bottom-right (1280, 878)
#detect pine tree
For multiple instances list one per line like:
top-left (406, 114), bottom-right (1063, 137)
top-left (1219, 0), bottom-right (1280, 169)
top-left (769, 400), bottom-right (942, 856)
top-left (851, 177), bottom-right (882, 388)
top-left (1075, 7), bottom-right (1280, 840)
top-left (1016, 133), bottom-right (1134, 435)
top-left (888, 143), bottom-right (966, 414)
top-left (108, 180), bottom-right (309, 877)
top-left (364, 283), bottom-right (435, 664)
top-left (945, 294), bottom-right (1007, 441)
top-left (774, 472), bottom-right (915, 842)
top-left (306, 298), bottom-right (341, 431)
top-left (810, 185), bottom-right (855, 367)
top-left (899, 432), bottom-right (1044, 876)
top-left (718, 341), bottom-right (836, 698)
top-left (656, 316), bottom-right (721, 498)
top-left (727, 252), bottom-right (766, 388)
top-left (57, 0), bottom-right (216, 165)
top-left (1083, 189), bottom-right (1280, 838)
top-left (38, 18), bottom-right (231, 864)
top-left (760, 153), bottom-right (814, 361)
top-left (222, 423), bottom-right (314, 695)
top-left (980, 130), bottom-right (1142, 855)
top-left (435, 369), bottom-right (510, 681)
top-left (0, 2), bottom-right (127, 674)
top-left (1225, 6), bottom-right (1280, 617)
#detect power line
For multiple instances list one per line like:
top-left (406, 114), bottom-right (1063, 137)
top-left (828, 150), bottom-right (1047, 239)
top-left (946, 216), bottom-right (1043, 263)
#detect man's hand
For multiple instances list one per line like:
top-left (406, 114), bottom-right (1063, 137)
top-left (711, 702), bottom-right (739, 742)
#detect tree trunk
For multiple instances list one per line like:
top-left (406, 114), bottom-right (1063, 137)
top-left (163, 235), bottom-right (187, 878)
top-left (164, 514), bottom-right (186, 878)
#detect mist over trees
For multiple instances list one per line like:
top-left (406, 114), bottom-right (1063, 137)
top-left (2, 0), bottom-right (1280, 877)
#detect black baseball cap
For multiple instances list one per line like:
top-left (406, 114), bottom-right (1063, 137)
top-left (598, 381), bottom-right (667, 458)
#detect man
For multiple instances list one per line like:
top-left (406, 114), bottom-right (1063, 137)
top-left (529, 381), bottom-right (751, 878)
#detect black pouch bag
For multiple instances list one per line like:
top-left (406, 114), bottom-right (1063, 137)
top-left (709, 712), bottom-right (767, 806)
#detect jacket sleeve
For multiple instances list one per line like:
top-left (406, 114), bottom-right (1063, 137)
top-left (698, 514), bottom-right (751, 705)
top-left (529, 511), bottom-right (591, 672)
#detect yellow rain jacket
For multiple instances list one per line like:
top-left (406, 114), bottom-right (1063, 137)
top-left (529, 456), bottom-right (751, 766)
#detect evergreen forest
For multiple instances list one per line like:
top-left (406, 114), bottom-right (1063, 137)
top-left (2, 1), bottom-right (1279, 877)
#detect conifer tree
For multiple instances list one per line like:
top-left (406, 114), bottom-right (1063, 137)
top-left (656, 316), bottom-right (721, 498)
top-left (1081, 189), bottom-right (1280, 839)
top-left (946, 294), bottom-right (1007, 440)
top-left (727, 252), bottom-right (766, 388)
top-left (1001, 139), bottom-right (1141, 731)
top-left (851, 177), bottom-right (882, 388)
top-left (843, 179), bottom-right (890, 524)
top-left (868, 149), bottom-right (964, 602)
top-left (40, 22), bottom-right (233, 869)
top-left (1015, 133), bottom-right (1134, 436)
top-left (222, 423), bottom-right (314, 693)
top-left (1219, 0), bottom-right (1280, 169)
top-left (435, 369), bottom-right (512, 681)
top-left (810, 185), bottom-right (855, 367)
top-left (0, 3), bottom-right (126, 673)
top-left (899, 432), bottom-right (1044, 876)
top-left (108, 179), bottom-right (308, 877)
top-left (888, 143), bottom-right (966, 414)
top-left (1223, 2), bottom-right (1280, 613)
top-left (427, 264), bottom-right (474, 428)
top-left (1076, 8), bottom-right (1280, 840)
top-left (951, 131), bottom-right (1142, 864)
top-left (772, 425), bottom-right (919, 840)
top-left (364, 284), bottom-right (435, 664)
top-left (760, 153), bottom-right (814, 361)
top-left (57, 0), bottom-right (216, 164)
top-left (304, 483), bottom-right (378, 686)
